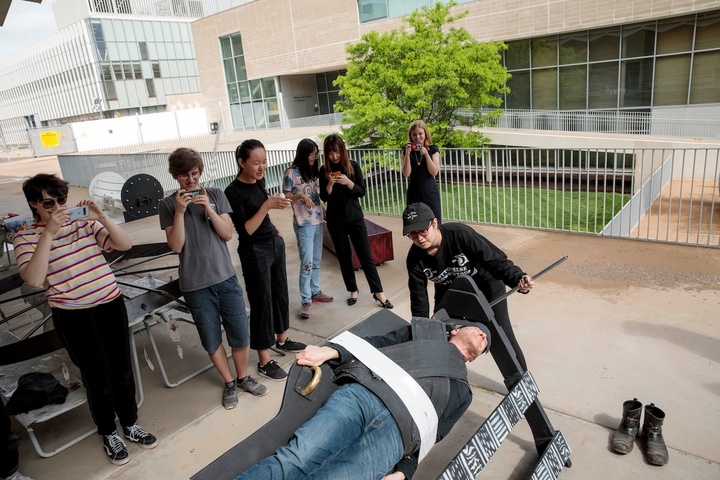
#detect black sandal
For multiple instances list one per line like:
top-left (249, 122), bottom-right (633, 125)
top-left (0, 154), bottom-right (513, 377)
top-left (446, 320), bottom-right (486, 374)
top-left (347, 292), bottom-right (358, 306)
top-left (372, 293), bottom-right (393, 309)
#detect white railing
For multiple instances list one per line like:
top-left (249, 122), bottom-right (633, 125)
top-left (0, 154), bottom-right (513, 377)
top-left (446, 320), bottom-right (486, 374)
top-left (58, 146), bottom-right (720, 247)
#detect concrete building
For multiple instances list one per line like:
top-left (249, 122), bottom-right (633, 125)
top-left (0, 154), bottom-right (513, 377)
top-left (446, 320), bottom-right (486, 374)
top-left (0, 0), bottom-right (252, 145)
top-left (191, 0), bottom-right (720, 134)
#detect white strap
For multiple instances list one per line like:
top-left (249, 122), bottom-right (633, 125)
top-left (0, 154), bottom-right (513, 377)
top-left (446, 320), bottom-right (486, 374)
top-left (332, 331), bottom-right (438, 461)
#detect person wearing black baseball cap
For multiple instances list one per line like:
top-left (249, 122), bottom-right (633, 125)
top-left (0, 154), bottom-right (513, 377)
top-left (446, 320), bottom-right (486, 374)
top-left (402, 202), bottom-right (533, 365)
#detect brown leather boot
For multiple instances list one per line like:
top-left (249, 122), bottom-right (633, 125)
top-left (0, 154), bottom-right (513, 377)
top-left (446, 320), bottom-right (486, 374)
top-left (641, 403), bottom-right (669, 465)
top-left (611, 398), bottom-right (642, 454)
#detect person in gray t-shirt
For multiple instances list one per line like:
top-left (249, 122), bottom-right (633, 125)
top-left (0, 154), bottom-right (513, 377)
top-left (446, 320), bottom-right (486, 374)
top-left (158, 148), bottom-right (268, 409)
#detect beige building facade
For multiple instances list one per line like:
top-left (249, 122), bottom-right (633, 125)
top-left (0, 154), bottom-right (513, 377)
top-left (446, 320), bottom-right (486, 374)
top-left (191, 0), bottom-right (720, 132)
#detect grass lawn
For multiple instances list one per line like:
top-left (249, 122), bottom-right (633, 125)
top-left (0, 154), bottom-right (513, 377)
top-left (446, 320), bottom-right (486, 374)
top-left (362, 181), bottom-right (631, 234)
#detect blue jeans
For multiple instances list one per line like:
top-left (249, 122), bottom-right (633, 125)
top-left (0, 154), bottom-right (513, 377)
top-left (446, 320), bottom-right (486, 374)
top-left (236, 383), bottom-right (403, 480)
top-left (293, 223), bottom-right (323, 304)
top-left (182, 275), bottom-right (249, 353)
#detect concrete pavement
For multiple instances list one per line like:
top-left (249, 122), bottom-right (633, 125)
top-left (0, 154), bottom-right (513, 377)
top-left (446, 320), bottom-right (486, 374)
top-left (1, 158), bottom-right (719, 479)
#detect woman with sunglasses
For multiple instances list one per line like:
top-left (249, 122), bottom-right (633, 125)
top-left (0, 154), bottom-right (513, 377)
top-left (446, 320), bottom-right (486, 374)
top-left (12, 174), bottom-right (157, 466)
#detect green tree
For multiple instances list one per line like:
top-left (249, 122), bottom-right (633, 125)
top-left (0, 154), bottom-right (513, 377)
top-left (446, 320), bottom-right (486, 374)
top-left (335, 1), bottom-right (509, 148)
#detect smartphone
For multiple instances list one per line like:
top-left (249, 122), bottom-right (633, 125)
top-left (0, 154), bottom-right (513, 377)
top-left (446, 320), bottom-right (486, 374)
top-left (186, 189), bottom-right (202, 197)
top-left (68, 205), bottom-right (89, 221)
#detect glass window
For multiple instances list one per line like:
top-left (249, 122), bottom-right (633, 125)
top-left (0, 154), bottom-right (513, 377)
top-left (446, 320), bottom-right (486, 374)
top-left (118, 42), bottom-right (130, 61)
top-left (224, 59), bottom-right (236, 82)
top-left (262, 77), bottom-right (276, 97)
top-left (113, 63), bottom-right (124, 80)
top-left (234, 60), bottom-right (247, 81)
top-left (104, 79), bottom-right (117, 100)
top-left (227, 83), bottom-right (239, 103)
top-left (177, 61), bottom-right (187, 76)
top-left (133, 63), bottom-right (142, 79)
top-left (186, 60), bottom-right (196, 76)
top-left (253, 101), bottom-right (266, 127)
top-left (250, 79), bottom-right (262, 100)
top-left (123, 63), bottom-right (133, 79)
top-left (316, 73), bottom-right (327, 92)
top-left (241, 102), bottom-right (255, 128)
top-left (91, 21), bottom-right (107, 61)
top-left (505, 39), bottom-right (530, 70)
top-left (162, 23), bottom-right (172, 42)
top-left (690, 50), bottom-right (720, 104)
top-left (157, 43), bottom-right (167, 59)
top-left (590, 28), bottom-right (620, 62)
top-left (505, 71), bottom-right (530, 109)
top-left (220, 37), bottom-right (232, 59)
top-left (531, 36), bottom-right (557, 68)
top-left (153, 22), bottom-right (163, 42)
top-left (559, 32), bottom-right (587, 65)
top-left (318, 93), bottom-right (330, 115)
top-left (532, 67), bottom-right (557, 109)
top-left (143, 21), bottom-right (154, 41)
top-left (588, 62), bottom-right (619, 109)
top-left (622, 23), bottom-right (655, 59)
top-left (102, 64), bottom-right (113, 81)
top-left (238, 81), bottom-right (251, 102)
top-left (231, 34), bottom-right (243, 56)
top-left (559, 65), bottom-right (587, 109)
top-left (695, 11), bottom-right (720, 50)
top-left (146, 78), bottom-right (156, 97)
top-left (656, 16), bottom-right (694, 54)
top-left (113, 20), bottom-right (126, 41)
top-left (139, 41), bottom-right (149, 60)
top-left (328, 91), bottom-right (341, 112)
top-left (152, 62), bottom-right (161, 78)
top-left (653, 55), bottom-right (690, 106)
top-left (124, 21), bottom-right (135, 42)
top-left (358, 0), bottom-right (388, 23)
top-left (619, 58), bottom-right (653, 107)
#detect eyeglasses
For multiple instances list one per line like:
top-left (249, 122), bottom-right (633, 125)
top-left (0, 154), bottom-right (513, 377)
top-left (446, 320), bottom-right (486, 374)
top-left (177, 171), bottom-right (200, 180)
top-left (39, 195), bottom-right (68, 209)
top-left (406, 222), bottom-right (433, 239)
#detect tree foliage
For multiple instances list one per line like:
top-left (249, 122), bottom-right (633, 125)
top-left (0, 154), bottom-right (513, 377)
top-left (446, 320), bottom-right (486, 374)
top-left (334, 1), bottom-right (509, 148)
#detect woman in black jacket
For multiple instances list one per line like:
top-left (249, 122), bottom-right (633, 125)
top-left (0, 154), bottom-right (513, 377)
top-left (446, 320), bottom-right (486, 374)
top-left (319, 134), bottom-right (392, 308)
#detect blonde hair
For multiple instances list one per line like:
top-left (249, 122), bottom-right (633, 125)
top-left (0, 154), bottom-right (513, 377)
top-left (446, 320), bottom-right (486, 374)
top-left (408, 120), bottom-right (432, 147)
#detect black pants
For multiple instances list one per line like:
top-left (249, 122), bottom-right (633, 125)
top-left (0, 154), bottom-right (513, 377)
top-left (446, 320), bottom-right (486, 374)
top-left (52, 296), bottom-right (138, 435)
top-left (239, 236), bottom-right (290, 351)
top-left (327, 219), bottom-right (383, 294)
top-left (0, 401), bottom-right (19, 478)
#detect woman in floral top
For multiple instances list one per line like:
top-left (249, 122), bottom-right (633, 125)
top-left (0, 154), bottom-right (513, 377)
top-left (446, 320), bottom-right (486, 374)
top-left (283, 139), bottom-right (333, 319)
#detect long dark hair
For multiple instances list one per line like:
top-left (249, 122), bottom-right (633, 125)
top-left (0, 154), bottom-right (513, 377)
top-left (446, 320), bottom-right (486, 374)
top-left (235, 139), bottom-right (268, 195)
top-left (292, 138), bottom-right (320, 182)
top-left (323, 134), bottom-right (353, 180)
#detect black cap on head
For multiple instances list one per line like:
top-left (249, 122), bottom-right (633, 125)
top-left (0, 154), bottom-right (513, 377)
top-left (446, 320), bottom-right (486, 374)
top-left (402, 202), bottom-right (435, 236)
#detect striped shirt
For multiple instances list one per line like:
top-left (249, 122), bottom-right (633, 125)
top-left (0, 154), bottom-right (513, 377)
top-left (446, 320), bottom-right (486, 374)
top-left (13, 220), bottom-right (121, 309)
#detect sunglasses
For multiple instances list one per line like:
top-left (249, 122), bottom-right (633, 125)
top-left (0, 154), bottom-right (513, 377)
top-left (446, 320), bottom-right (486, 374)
top-left (39, 195), bottom-right (68, 209)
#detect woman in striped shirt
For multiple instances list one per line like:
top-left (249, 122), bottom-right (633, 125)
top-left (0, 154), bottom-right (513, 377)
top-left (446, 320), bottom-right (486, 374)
top-left (13, 174), bottom-right (157, 466)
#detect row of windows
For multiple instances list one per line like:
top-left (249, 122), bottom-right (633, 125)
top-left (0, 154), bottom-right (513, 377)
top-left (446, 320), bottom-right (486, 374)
top-left (101, 62), bottom-right (163, 82)
top-left (90, 18), bottom-right (192, 45)
top-left (316, 71), bottom-right (344, 115)
top-left (505, 12), bottom-right (720, 70)
top-left (503, 12), bottom-right (720, 110)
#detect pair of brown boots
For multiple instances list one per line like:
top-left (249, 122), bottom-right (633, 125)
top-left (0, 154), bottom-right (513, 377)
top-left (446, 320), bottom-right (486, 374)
top-left (611, 398), bottom-right (669, 465)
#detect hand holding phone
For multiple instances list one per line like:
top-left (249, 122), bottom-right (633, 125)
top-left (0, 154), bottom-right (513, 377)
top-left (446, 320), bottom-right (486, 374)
top-left (68, 205), bottom-right (89, 221)
top-left (186, 189), bottom-right (202, 197)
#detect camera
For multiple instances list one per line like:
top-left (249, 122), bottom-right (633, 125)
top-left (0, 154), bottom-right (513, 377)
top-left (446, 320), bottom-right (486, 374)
top-left (411, 143), bottom-right (422, 151)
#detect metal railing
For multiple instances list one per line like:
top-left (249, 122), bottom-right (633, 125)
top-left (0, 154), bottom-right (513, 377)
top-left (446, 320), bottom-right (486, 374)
top-left (58, 145), bottom-right (720, 247)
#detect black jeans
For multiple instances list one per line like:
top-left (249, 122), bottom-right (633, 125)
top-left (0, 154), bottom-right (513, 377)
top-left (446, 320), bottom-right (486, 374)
top-left (0, 401), bottom-right (19, 478)
top-left (52, 296), bottom-right (138, 435)
top-left (239, 236), bottom-right (290, 351)
top-left (327, 219), bottom-right (383, 294)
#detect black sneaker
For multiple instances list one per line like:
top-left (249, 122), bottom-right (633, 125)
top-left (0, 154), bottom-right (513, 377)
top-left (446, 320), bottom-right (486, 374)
top-left (275, 338), bottom-right (307, 352)
top-left (222, 381), bottom-right (238, 409)
top-left (122, 424), bottom-right (158, 449)
top-left (257, 360), bottom-right (287, 381)
top-left (103, 431), bottom-right (129, 465)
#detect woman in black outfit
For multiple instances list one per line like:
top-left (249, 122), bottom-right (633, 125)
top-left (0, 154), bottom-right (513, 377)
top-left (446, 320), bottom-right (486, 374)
top-left (319, 134), bottom-right (392, 309)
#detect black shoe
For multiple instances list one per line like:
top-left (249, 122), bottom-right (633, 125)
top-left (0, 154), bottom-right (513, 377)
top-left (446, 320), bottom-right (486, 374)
top-left (103, 431), bottom-right (129, 465)
top-left (258, 360), bottom-right (288, 381)
top-left (276, 338), bottom-right (307, 352)
top-left (372, 293), bottom-right (393, 309)
top-left (347, 292), bottom-right (358, 306)
top-left (122, 424), bottom-right (158, 449)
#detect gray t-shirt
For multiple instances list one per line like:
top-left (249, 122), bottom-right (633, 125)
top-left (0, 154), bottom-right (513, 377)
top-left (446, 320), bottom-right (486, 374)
top-left (158, 187), bottom-right (236, 293)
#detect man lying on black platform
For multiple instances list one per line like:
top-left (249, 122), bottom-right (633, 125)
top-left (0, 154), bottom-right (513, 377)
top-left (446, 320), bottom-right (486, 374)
top-left (234, 318), bottom-right (491, 480)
